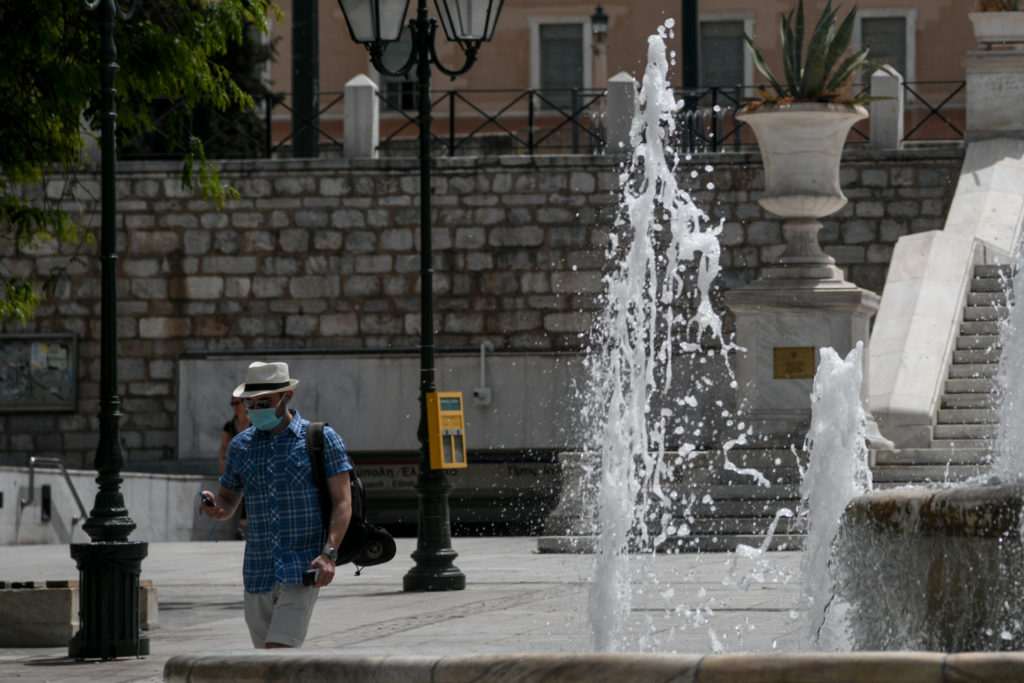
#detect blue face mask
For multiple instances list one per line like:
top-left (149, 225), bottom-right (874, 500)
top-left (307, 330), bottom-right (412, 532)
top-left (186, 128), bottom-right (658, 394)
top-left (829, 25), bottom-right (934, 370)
top-left (247, 407), bottom-right (283, 432)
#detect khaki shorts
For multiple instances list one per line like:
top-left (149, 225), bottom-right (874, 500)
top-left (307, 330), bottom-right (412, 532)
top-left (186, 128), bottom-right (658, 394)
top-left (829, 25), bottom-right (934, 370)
top-left (243, 583), bottom-right (320, 648)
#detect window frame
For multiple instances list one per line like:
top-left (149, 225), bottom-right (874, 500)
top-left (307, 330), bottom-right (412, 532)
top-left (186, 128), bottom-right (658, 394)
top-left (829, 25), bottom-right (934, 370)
top-left (529, 16), bottom-right (594, 99)
top-left (853, 8), bottom-right (917, 84)
top-left (697, 13), bottom-right (755, 93)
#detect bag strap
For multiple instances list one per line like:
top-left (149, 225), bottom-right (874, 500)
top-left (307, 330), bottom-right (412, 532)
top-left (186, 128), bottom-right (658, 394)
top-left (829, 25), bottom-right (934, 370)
top-left (307, 421), bottom-right (327, 494)
top-left (306, 421), bottom-right (362, 527)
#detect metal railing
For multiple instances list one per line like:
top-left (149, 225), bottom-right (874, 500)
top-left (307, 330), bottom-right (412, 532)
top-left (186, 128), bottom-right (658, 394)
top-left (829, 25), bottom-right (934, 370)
top-left (376, 87), bottom-right (608, 156)
top-left (114, 80), bottom-right (968, 161)
top-left (19, 456), bottom-right (88, 529)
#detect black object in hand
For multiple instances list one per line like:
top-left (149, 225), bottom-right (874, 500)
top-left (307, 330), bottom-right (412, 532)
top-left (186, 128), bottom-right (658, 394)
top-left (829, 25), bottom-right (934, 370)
top-left (302, 568), bottom-right (319, 586)
top-left (201, 493), bottom-right (215, 507)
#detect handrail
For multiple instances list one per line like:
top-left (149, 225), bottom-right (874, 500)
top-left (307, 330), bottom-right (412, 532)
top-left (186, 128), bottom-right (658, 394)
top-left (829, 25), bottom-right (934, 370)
top-left (19, 456), bottom-right (89, 526)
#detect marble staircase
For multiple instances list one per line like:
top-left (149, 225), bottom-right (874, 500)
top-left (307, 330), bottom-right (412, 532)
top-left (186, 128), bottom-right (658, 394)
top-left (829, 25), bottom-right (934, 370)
top-left (871, 263), bottom-right (1011, 488)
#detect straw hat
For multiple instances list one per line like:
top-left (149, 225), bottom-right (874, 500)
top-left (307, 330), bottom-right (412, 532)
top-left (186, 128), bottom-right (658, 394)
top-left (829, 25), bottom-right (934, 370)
top-left (233, 361), bottom-right (300, 398)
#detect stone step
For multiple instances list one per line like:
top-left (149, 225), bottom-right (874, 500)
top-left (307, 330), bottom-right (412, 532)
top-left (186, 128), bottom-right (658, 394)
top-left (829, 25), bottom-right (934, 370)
top-left (707, 484), bottom-right (799, 501)
top-left (930, 438), bottom-right (993, 450)
top-left (940, 393), bottom-right (997, 409)
top-left (963, 306), bottom-right (1009, 322)
top-left (684, 515), bottom-right (803, 536)
top-left (661, 534), bottom-right (804, 553)
top-left (952, 347), bottom-right (1001, 364)
top-left (711, 448), bottom-right (808, 470)
top-left (688, 498), bottom-right (801, 519)
top-left (961, 320), bottom-right (1002, 335)
top-left (936, 408), bottom-right (999, 424)
top-left (943, 377), bottom-right (998, 394)
top-left (974, 264), bottom-right (1013, 279)
top-left (870, 464), bottom-right (988, 483)
top-left (970, 277), bottom-right (1011, 293)
top-left (948, 363), bottom-right (999, 379)
top-left (967, 292), bottom-right (1009, 307)
top-left (932, 423), bottom-right (997, 440)
top-left (710, 467), bottom-right (803, 487)
top-left (957, 334), bottom-right (1001, 351)
top-left (872, 448), bottom-right (991, 466)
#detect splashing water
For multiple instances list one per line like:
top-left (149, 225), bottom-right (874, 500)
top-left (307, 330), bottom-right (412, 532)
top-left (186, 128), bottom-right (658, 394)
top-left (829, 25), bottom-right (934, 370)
top-left (584, 22), bottom-right (732, 653)
top-left (800, 342), bottom-right (872, 650)
top-left (995, 249), bottom-right (1024, 480)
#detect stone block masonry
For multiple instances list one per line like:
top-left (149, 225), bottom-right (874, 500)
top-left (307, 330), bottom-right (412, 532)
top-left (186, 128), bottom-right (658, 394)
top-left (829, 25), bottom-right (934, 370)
top-left (0, 149), bottom-right (963, 467)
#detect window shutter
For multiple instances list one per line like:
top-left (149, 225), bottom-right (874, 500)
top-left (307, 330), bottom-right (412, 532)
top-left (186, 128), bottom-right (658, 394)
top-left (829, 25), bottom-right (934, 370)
top-left (861, 17), bottom-right (907, 80)
top-left (540, 24), bottom-right (583, 109)
top-left (699, 21), bottom-right (744, 88)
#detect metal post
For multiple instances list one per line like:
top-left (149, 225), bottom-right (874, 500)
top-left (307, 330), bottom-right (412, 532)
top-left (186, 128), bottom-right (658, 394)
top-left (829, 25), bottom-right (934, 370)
top-left (402, 0), bottom-right (466, 592)
top-left (292, 0), bottom-right (319, 157)
top-left (682, 0), bottom-right (699, 89)
top-left (72, 0), bottom-right (148, 659)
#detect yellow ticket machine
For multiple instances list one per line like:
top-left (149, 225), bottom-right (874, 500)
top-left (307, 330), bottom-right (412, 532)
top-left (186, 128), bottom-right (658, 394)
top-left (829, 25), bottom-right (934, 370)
top-left (426, 391), bottom-right (468, 469)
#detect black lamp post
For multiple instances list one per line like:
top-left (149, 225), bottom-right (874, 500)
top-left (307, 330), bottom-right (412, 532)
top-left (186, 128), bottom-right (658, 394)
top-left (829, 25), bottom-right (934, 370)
top-left (70, 0), bottom-right (149, 659)
top-left (336, 0), bottom-right (502, 592)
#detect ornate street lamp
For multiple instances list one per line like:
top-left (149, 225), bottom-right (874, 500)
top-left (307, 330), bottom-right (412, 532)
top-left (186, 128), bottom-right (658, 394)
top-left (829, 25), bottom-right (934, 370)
top-left (336, 0), bottom-right (503, 592)
top-left (590, 6), bottom-right (608, 43)
top-left (70, 0), bottom-right (149, 659)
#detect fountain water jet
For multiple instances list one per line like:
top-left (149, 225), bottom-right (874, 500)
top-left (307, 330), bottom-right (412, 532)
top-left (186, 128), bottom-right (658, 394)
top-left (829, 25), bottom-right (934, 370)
top-left (583, 22), bottom-right (743, 653)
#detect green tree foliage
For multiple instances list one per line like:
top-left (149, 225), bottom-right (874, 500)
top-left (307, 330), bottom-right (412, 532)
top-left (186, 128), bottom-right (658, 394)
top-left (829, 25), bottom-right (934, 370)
top-left (0, 0), bottom-right (275, 324)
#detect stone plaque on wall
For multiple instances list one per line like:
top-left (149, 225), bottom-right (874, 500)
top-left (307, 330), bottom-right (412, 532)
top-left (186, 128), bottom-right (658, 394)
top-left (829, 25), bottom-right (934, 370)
top-left (773, 347), bottom-right (816, 380)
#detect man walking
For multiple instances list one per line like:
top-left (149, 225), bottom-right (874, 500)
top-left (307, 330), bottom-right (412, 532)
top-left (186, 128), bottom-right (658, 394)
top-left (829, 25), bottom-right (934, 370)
top-left (200, 361), bottom-right (353, 648)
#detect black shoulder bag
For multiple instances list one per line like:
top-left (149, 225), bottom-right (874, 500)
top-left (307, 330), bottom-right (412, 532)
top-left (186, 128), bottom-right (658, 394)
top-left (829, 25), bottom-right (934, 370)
top-left (306, 421), bottom-right (396, 574)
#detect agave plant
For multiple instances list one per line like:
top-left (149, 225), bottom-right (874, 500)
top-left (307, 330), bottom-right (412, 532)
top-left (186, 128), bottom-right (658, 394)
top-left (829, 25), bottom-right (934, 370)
top-left (744, 0), bottom-right (870, 105)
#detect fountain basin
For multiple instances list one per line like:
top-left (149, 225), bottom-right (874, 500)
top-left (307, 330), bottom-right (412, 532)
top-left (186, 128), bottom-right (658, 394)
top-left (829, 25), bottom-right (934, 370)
top-left (837, 484), bottom-right (1024, 651)
top-left (165, 651), bottom-right (1024, 682)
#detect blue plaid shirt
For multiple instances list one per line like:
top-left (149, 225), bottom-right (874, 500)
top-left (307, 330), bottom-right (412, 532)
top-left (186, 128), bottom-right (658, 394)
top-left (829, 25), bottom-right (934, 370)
top-left (220, 410), bottom-right (352, 594)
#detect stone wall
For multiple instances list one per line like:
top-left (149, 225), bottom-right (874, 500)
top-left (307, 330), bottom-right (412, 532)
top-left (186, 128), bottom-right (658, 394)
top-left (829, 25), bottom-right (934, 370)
top-left (0, 148), bottom-right (964, 467)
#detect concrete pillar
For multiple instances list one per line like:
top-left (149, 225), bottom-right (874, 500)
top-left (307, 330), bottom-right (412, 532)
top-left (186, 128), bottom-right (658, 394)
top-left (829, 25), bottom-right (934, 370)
top-left (605, 72), bottom-right (637, 155)
top-left (344, 74), bottom-right (379, 159)
top-left (965, 50), bottom-right (1024, 140)
top-left (870, 66), bottom-right (904, 150)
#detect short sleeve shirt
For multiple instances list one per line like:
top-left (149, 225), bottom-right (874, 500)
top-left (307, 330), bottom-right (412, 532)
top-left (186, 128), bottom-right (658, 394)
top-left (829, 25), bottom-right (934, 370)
top-left (220, 409), bottom-right (352, 594)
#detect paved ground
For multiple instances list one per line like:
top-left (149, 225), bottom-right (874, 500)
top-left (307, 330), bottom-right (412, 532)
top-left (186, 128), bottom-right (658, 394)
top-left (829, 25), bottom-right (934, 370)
top-left (0, 536), bottom-right (805, 682)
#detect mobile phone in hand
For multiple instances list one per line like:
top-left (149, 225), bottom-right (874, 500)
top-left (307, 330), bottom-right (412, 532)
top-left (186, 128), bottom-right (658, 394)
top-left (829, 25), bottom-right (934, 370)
top-left (201, 493), bottom-right (216, 507)
top-left (302, 568), bottom-right (319, 586)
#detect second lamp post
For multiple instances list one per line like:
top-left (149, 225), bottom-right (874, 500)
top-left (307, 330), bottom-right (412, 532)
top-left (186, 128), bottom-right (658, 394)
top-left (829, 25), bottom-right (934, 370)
top-left (336, 0), bottom-right (503, 592)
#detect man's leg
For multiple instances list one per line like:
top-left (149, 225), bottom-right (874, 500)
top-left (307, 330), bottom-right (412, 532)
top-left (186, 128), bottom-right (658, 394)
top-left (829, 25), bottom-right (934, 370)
top-left (264, 584), bottom-right (319, 648)
top-left (242, 588), bottom-right (277, 649)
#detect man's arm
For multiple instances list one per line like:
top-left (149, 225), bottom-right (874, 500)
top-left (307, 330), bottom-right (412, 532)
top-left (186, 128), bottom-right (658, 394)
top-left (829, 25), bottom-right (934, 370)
top-left (308, 471), bottom-right (352, 587)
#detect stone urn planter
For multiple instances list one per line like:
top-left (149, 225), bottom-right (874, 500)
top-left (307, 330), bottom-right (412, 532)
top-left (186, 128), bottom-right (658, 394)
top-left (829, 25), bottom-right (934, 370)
top-left (969, 11), bottom-right (1024, 49)
top-left (736, 102), bottom-right (867, 274)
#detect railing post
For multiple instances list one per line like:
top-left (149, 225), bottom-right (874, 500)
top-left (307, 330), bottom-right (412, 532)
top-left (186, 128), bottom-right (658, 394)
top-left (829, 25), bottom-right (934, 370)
top-left (343, 74), bottom-right (379, 159)
top-left (605, 72), bottom-right (638, 155)
top-left (870, 66), bottom-right (904, 150)
top-left (449, 91), bottom-right (456, 155)
top-left (264, 94), bottom-right (273, 158)
top-left (571, 87), bottom-right (580, 154)
top-left (528, 90), bottom-right (535, 153)
top-left (710, 87), bottom-right (720, 152)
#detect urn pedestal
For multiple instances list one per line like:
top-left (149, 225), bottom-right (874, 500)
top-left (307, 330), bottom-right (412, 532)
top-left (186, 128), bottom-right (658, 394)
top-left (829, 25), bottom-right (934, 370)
top-left (727, 103), bottom-right (888, 446)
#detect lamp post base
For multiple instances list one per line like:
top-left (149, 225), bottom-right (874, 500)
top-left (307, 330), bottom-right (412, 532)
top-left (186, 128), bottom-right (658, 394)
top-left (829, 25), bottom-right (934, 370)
top-left (403, 468), bottom-right (466, 591)
top-left (68, 541), bottom-right (149, 660)
top-left (403, 550), bottom-right (467, 591)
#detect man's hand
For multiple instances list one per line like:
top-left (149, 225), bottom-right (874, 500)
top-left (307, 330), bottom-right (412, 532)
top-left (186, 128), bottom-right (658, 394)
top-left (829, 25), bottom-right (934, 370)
top-left (309, 553), bottom-right (336, 588)
top-left (199, 490), bottom-right (232, 520)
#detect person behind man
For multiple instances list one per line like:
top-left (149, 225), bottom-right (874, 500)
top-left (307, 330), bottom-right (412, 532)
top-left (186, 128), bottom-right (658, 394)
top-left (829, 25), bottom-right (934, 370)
top-left (200, 361), bottom-right (352, 648)
top-left (218, 394), bottom-right (251, 539)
